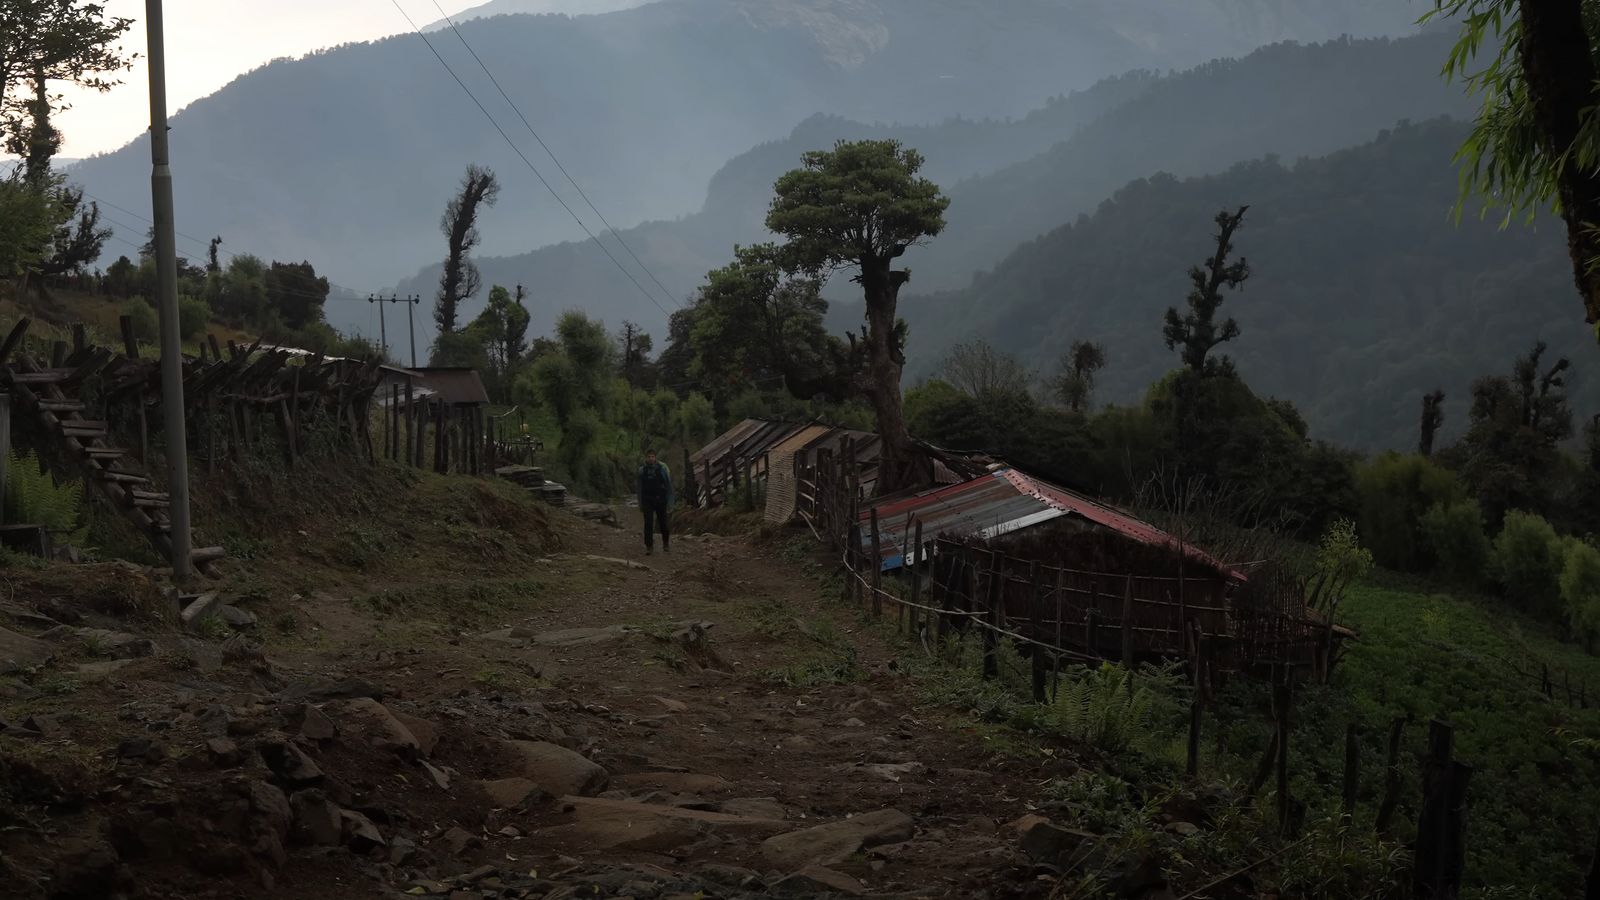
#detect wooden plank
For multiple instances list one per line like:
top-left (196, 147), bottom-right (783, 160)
top-left (0, 393), bottom-right (9, 526)
top-left (85, 448), bottom-right (125, 460)
top-left (60, 420), bottom-right (109, 434)
top-left (38, 400), bottom-right (85, 412)
top-left (96, 471), bottom-right (151, 484)
top-left (120, 315), bottom-right (139, 359)
top-left (10, 372), bottom-right (68, 385)
top-left (71, 323), bottom-right (87, 355)
top-left (49, 341), bottom-right (66, 368)
top-left (0, 318), bottom-right (32, 368)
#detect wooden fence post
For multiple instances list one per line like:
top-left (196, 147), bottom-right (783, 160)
top-left (1414, 720), bottom-right (1469, 900)
top-left (1275, 672), bottom-right (1292, 836)
top-left (1376, 715), bottom-right (1408, 835)
top-left (1121, 575), bottom-right (1136, 669)
top-left (1343, 723), bottom-right (1361, 823)
top-left (1030, 561), bottom-right (1047, 703)
top-left (1187, 690), bottom-right (1203, 777)
top-left (908, 522), bottom-right (924, 635)
top-left (869, 507), bottom-right (882, 618)
top-left (1053, 567), bottom-right (1066, 700)
top-left (0, 392), bottom-right (10, 524)
top-left (983, 550), bottom-right (1002, 680)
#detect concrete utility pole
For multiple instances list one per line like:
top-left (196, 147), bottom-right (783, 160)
top-left (145, 0), bottom-right (192, 580)
top-left (366, 295), bottom-right (421, 366)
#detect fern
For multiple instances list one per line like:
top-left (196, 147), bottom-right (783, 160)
top-left (4, 450), bottom-right (87, 542)
top-left (1048, 662), bottom-right (1177, 754)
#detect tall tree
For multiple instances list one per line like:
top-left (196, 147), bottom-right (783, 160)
top-left (207, 236), bottom-right (223, 274)
top-left (1164, 206), bottom-right (1249, 374)
top-left (941, 339), bottom-right (1031, 399)
top-left (435, 164), bottom-right (499, 335)
top-left (1459, 341), bottom-right (1573, 526)
top-left (1419, 389), bottom-right (1446, 457)
top-left (0, 1), bottom-right (132, 164)
top-left (1054, 340), bottom-right (1107, 413)
top-left (1431, 1), bottom-right (1600, 332)
top-left (683, 242), bottom-right (848, 405)
top-left (264, 260), bottom-right (329, 330)
top-left (618, 321), bottom-right (653, 387)
top-left (39, 186), bottom-right (107, 275)
top-left (767, 140), bottom-right (950, 492)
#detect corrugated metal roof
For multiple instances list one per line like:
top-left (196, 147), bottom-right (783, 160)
top-left (1005, 470), bottom-right (1241, 579)
top-left (413, 367), bottom-right (490, 405)
top-left (859, 467), bottom-right (1242, 577)
top-left (691, 419), bottom-right (764, 469)
top-left (762, 424), bottom-right (834, 524)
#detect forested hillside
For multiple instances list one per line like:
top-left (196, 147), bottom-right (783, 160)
top-left (398, 30), bottom-right (1464, 345)
top-left (66, 0), bottom-right (1420, 320)
top-left (904, 118), bottom-right (1582, 451)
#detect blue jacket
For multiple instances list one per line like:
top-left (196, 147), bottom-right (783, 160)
top-left (639, 461), bottom-right (673, 507)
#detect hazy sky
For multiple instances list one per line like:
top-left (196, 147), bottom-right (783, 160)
top-left (51, 1), bottom-right (482, 158)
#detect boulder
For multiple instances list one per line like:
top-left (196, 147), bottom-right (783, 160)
top-left (75, 658), bottom-right (135, 682)
top-left (716, 798), bottom-right (787, 820)
top-left (206, 737), bottom-right (244, 767)
top-left (478, 777), bottom-right (541, 809)
top-left (290, 790), bottom-right (343, 846)
top-left (298, 704), bottom-right (337, 741)
top-left (218, 605), bottom-right (258, 628)
top-left (541, 796), bottom-right (788, 852)
top-left (441, 825), bottom-right (481, 856)
top-left (775, 864), bottom-right (866, 896)
top-left (72, 628), bottom-right (155, 658)
top-left (340, 810), bottom-right (387, 854)
top-left (391, 709), bottom-right (439, 756)
top-left (248, 781), bottom-right (293, 840)
top-left (0, 625), bottom-right (52, 673)
top-left (760, 809), bottom-right (915, 869)
top-left (504, 740), bottom-right (609, 796)
top-left (259, 738), bottom-right (324, 787)
top-left (340, 697), bottom-right (424, 755)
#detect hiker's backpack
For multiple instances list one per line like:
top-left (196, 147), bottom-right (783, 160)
top-left (640, 462), bottom-right (667, 500)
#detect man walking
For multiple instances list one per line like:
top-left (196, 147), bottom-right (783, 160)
top-left (638, 449), bottom-right (673, 555)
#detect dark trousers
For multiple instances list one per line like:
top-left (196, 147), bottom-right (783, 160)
top-left (642, 499), bottom-right (670, 549)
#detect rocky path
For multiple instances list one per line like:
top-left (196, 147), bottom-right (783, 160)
top-left (0, 515), bottom-right (1086, 900)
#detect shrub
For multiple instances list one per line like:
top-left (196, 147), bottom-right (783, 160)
top-left (1491, 510), bottom-right (1565, 617)
top-left (1421, 499), bottom-right (1491, 584)
top-left (178, 294), bottom-right (211, 340)
top-left (1046, 662), bottom-right (1179, 755)
top-left (1355, 453), bottom-right (1467, 571)
top-left (121, 297), bottom-right (158, 343)
top-left (1560, 539), bottom-right (1600, 650)
top-left (675, 392), bottom-right (716, 446)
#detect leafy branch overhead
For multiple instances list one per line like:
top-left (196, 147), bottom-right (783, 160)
top-left (1429, 0), bottom-right (1600, 332)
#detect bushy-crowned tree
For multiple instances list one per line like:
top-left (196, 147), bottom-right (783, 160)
top-left (1055, 340), bottom-right (1107, 413)
top-left (264, 260), bottom-right (329, 330)
top-left (767, 140), bottom-right (950, 492)
top-left (1457, 341), bottom-right (1573, 526)
top-left (0, 0), bottom-right (132, 167)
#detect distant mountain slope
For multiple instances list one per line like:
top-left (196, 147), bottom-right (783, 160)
top-left (395, 30), bottom-right (1468, 345)
top-left (427, 0), bottom-right (655, 28)
top-left (902, 119), bottom-right (1585, 452)
top-left (66, 0), bottom-right (1422, 332)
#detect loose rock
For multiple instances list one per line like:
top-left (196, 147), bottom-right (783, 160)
top-left (290, 790), bottom-right (343, 846)
top-left (775, 864), bottom-right (866, 896)
top-left (761, 808), bottom-right (916, 869)
top-left (298, 704), bottom-right (337, 741)
top-left (340, 809), bottom-right (386, 854)
top-left (259, 738), bottom-right (324, 787)
top-left (504, 740), bottom-right (609, 796)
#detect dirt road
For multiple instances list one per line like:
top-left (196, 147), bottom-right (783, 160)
top-left (1, 503), bottom-right (1066, 899)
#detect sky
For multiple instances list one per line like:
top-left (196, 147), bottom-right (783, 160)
top-left (49, 0), bottom-right (483, 159)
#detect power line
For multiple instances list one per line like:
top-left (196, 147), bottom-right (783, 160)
top-left (384, 0), bottom-right (676, 320)
top-left (426, 0), bottom-right (682, 309)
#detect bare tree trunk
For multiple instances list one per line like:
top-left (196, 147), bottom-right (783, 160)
top-left (1519, 1), bottom-right (1600, 323)
top-left (860, 258), bottom-right (920, 494)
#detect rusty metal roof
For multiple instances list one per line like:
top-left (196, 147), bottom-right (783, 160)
top-left (690, 419), bottom-right (765, 469)
top-left (859, 468), bottom-right (1240, 577)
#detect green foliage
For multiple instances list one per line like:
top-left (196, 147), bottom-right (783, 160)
top-left (1491, 510), bottom-right (1565, 618)
top-left (3, 450), bottom-right (84, 541)
top-left (767, 139), bottom-right (950, 274)
top-left (0, 175), bottom-right (60, 276)
top-left (177, 294), bottom-right (210, 340)
top-left (1328, 580), bottom-right (1600, 896)
top-left (940, 339), bottom-right (1032, 398)
top-left (1046, 662), bottom-right (1179, 755)
top-left (120, 297), bottom-right (157, 343)
top-left (675, 392), bottom-right (717, 447)
top-left (1560, 539), bottom-right (1600, 649)
top-left (1162, 206), bottom-right (1248, 374)
top-left (431, 328), bottom-right (491, 372)
top-left (1421, 499), bottom-right (1492, 584)
top-left (1316, 518), bottom-right (1373, 586)
top-left (1355, 453), bottom-right (1466, 571)
top-left (1455, 341), bottom-right (1573, 527)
